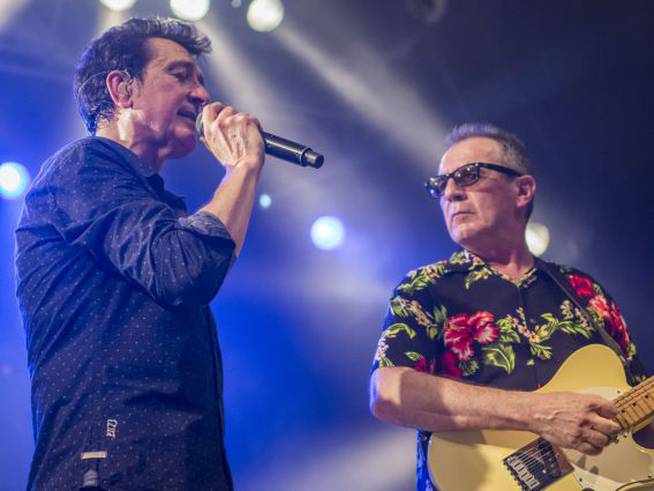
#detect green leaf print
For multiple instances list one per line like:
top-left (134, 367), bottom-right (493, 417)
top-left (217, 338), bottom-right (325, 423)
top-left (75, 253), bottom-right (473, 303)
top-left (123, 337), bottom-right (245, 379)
top-left (384, 323), bottom-right (416, 339)
top-left (461, 358), bottom-right (480, 377)
top-left (390, 297), bottom-right (411, 317)
top-left (398, 264), bottom-right (446, 295)
top-left (557, 320), bottom-right (593, 339)
top-left (529, 343), bottom-right (552, 360)
top-left (533, 322), bottom-right (556, 342)
top-left (423, 305), bottom-right (446, 340)
top-left (404, 351), bottom-right (424, 362)
top-left (433, 305), bottom-right (447, 325)
top-left (497, 315), bottom-right (520, 344)
top-left (464, 267), bottom-right (493, 290)
top-left (482, 344), bottom-right (515, 374)
top-left (378, 358), bottom-right (395, 368)
top-left (449, 251), bottom-right (468, 264)
top-left (540, 312), bottom-right (593, 339)
top-left (628, 342), bottom-right (637, 358)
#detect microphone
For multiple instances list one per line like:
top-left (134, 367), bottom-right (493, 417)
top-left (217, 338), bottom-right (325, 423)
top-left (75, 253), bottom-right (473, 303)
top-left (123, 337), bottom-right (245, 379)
top-left (195, 114), bottom-right (324, 169)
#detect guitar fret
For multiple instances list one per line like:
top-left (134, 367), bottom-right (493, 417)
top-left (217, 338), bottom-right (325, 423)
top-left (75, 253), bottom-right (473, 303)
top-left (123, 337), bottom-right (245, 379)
top-left (614, 378), bottom-right (654, 430)
top-left (642, 393), bottom-right (654, 412)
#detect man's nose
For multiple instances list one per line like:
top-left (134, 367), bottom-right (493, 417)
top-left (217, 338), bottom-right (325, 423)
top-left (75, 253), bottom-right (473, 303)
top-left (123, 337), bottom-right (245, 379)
top-left (190, 83), bottom-right (210, 105)
top-left (442, 177), bottom-right (466, 202)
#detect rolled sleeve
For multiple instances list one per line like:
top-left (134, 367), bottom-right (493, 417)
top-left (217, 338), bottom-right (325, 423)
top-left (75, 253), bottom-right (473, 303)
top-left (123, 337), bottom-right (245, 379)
top-left (371, 273), bottom-right (440, 374)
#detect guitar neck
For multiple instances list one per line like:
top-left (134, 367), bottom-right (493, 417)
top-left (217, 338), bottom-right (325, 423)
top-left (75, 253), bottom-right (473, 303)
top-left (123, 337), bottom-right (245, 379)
top-left (614, 376), bottom-right (654, 431)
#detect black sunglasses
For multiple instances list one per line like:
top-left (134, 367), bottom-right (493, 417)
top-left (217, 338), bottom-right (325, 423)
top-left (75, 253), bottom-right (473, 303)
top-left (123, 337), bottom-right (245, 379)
top-left (425, 162), bottom-right (523, 199)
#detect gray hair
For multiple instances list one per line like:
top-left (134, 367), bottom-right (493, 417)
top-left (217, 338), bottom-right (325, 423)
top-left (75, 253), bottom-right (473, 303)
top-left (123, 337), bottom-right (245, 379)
top-left (444, 123), bottom-right (532, 175)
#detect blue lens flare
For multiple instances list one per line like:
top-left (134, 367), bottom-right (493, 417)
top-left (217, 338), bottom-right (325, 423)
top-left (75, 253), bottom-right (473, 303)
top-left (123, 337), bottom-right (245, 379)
top-left (310, 216), bottom-right (345, 250)
top-left (0, 162), bottom-right (30, 200)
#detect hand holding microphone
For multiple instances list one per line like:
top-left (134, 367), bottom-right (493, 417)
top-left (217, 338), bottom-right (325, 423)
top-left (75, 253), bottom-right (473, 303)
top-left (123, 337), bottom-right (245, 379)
top-left (196, 102), bottom-right (324, 169)
top-left (197, 102), bottom-right (265, 174)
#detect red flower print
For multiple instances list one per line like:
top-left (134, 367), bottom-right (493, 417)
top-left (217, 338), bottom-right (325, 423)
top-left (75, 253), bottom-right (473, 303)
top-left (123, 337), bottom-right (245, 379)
top-left (414, 357), bottom-right (436, 374)
top-left (589, 294), bottom-right (630, 352)
top-left (568, 274), bottom-right (594, 298)
top-left (443, 311), bottom-right (499, 361)
top-left (440, 350), bottom-right (462, 378)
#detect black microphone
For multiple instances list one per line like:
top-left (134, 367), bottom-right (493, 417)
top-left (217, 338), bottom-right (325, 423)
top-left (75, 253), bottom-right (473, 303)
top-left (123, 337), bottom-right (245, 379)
top-left (195, 114), bottom-right (324, 169)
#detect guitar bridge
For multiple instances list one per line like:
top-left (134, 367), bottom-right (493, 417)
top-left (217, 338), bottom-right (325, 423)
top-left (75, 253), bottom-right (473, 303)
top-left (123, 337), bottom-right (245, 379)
top-left (503, 438), bottom-right (573, 490)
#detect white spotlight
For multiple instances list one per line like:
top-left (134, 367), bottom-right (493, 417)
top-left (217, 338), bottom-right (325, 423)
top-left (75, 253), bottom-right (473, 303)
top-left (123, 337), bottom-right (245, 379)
top-left (310, 216), bottom-right (345, 251)
top-left (170, 0), bottom-right (211, 21)
top-left (0, 161), bottom-right (30, 200)
top-left (258, 193), bottom-right (272, 209)
top-left (246, 0), bottom-right (284, 32)
top-left (526, 221), bottom-right (550, 257)
top-left (99, 0), bottom-right (138, 12)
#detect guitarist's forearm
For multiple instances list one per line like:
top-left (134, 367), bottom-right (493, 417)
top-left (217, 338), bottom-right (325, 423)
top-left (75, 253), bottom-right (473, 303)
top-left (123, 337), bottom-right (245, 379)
top-left (370, 367), bottom-right (535, 432)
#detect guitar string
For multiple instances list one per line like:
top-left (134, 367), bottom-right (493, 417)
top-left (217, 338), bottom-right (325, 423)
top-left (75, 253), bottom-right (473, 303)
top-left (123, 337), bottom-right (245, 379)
top-left (509, 379), bottom-right (654, 479)
top-left (505, 440), bottom-right (558, 473)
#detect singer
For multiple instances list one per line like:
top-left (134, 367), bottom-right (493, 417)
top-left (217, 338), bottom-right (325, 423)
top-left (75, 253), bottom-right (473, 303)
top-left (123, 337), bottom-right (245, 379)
top-left (15, 17), bottom-right (263, 490)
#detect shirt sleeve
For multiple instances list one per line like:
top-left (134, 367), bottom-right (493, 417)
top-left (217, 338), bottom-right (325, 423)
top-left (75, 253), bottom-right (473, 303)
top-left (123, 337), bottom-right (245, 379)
top-left (46, 141), bottom-right (236, 308)
top-left (565, 268), bottom-right (649, 384)
top-left (371, 269), bottom-right (441, 375)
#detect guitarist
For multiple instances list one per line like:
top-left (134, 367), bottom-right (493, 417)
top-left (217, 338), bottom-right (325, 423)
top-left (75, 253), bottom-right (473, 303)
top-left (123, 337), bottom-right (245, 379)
top-left (369, 123), bottom-right (649, 491)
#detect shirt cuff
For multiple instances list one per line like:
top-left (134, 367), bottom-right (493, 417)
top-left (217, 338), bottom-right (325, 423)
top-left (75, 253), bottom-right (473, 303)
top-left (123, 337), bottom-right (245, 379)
top-left (178, 211), bottom-right (238, 267)
top-left (178, 211), bottom-right (233, 240)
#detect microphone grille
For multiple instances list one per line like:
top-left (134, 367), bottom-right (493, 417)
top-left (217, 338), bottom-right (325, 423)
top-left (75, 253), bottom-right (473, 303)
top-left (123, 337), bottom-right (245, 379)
top-left (195, 113), bottom-right (204, 137)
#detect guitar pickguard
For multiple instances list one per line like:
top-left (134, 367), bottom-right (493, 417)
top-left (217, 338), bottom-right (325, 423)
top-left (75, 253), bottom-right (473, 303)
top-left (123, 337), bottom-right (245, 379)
top-left (564, 386), bottom-right (654, 490)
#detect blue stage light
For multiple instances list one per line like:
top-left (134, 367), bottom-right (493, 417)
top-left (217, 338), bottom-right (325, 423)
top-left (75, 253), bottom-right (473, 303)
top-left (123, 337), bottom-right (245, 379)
top-left (310, 216), bottom-right (345, 250)
top-left (99, 0), bottom-right (137, 11)
top-left (247, 0), bottom-right (284, 32)
top-left (170, 0), bottom-right (211, 21)
top-left (258, 193), bottom-right (272, 209)
top-left (0, 161), bottom-right (30, 199)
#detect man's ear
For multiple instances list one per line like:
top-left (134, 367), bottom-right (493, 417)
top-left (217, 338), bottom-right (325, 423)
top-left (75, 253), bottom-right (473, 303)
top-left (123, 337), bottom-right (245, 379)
top-left (106, 70), bottom-right (133, 109)
top-left (515, 175), bottom-right (536, 209)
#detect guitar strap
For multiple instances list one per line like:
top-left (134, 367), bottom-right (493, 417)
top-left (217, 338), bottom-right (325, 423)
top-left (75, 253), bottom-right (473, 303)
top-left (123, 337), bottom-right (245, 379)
top-left (535, 258), bottom-right (639, 382)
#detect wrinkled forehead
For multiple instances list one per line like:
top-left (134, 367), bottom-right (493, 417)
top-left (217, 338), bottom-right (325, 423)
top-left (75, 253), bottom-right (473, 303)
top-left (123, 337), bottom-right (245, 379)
top-left (438, 136), bottom-right (504, 175)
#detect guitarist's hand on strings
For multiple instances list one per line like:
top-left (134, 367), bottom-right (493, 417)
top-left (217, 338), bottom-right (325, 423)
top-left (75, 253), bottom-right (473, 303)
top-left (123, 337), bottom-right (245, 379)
top-left (529, 391), bottom-right (621, 455)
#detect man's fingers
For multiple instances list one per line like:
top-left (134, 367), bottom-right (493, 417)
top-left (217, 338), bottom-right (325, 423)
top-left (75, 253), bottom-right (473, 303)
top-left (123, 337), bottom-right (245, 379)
top-left (202, 101), bottom-right (224, 123)
top-left (583, 427), bottom-right (610, 448)
top-left (215, 105), bottom-right (238, 125)
top-left (588, 413), bottom-right (621, 437)
top-left (594, 401), bottom-right (619, 421)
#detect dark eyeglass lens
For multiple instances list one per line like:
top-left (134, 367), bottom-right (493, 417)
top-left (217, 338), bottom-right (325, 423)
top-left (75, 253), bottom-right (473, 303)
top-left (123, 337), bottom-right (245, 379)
top-left (454, 165), bottom-right (479, 186)
top-left (432, 177), bottom-right (447, 196)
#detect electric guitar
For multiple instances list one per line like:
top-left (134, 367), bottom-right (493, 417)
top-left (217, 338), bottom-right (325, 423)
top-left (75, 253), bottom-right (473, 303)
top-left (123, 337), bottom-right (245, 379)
top-left (428, 344), bottom-right (654, 490)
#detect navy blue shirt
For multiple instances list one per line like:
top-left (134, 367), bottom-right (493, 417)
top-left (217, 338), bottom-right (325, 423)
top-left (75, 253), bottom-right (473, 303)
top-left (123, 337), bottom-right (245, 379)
top-left (15, 137), bottom-right (236, 490)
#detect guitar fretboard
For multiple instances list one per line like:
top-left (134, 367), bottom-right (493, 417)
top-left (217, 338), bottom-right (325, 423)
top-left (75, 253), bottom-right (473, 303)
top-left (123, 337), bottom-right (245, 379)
top-left (614, 376), bottom-right (654, 430)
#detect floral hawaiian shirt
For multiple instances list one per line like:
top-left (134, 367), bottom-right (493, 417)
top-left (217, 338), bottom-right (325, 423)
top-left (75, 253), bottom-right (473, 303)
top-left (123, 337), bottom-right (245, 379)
top-left (371, 250), bottom-right (646, 491)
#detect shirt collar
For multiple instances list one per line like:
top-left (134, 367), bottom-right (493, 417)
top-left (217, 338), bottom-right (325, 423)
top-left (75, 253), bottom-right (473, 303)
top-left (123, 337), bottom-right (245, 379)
top-left (94, 136), bottom-right (158, 178)
top-left (93, 136), bottom-right (186, 206)
top-left (446, 249), bottom-right (538, 287)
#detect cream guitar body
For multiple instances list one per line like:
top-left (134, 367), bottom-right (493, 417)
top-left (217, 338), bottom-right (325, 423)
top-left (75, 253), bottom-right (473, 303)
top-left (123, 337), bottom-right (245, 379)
top-left (428, 344), bottom-right (654, 490)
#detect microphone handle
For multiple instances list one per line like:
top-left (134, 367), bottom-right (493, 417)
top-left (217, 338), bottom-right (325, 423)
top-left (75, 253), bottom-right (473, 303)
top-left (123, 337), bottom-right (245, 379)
top-left (262, 132), bottom-right (324, 169)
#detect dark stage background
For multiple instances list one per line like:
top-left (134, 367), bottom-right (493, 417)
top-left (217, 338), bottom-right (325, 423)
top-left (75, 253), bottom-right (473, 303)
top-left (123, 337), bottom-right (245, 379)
top-left (0, 1), bottom-right (652, 489)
